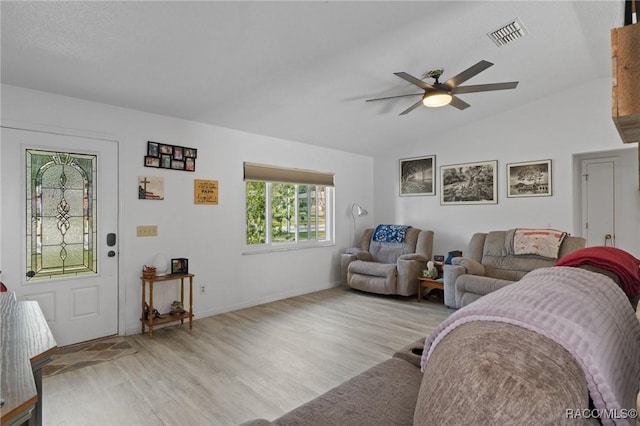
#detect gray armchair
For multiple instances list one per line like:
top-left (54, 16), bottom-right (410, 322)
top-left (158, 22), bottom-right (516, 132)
top-left (340, 225), bottom-right (434, 296)
top-left (443, 229), bottom-right (586, 308)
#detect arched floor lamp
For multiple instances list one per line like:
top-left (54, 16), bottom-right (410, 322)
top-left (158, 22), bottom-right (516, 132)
top-left (351, 203), bottom-right (368, 245)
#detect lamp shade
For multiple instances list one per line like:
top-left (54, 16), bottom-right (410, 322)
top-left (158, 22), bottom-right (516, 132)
top-left (423, 91), bottom-right (453, 108)
top-left (352, 203), bottom-right (368, 217)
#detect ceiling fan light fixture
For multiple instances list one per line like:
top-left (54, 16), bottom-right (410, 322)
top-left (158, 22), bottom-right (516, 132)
top-left (423, 91), bottom-right (452, 108)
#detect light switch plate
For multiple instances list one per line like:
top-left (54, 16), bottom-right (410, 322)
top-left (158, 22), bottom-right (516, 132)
top-left (136, 225), bottom-right (158, 237)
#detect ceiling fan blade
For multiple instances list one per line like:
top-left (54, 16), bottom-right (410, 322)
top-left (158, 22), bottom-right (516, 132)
top-left (399, 99), bottom-right (424, 115)
top-left (365, 93), bottom-right (423, 102)
top-left (444, 60), bottom-right (493, 88)
top-left (452, 82), bottom-right (519, 94)
top-left (394, 72), bottom-right (435, 91)
top-left (449, 96), bottom-right (471, 110)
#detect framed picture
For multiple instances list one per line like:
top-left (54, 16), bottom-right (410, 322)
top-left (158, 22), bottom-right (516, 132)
top-left (173, 146), bottom-right (184, 161)
top-left (144, 156), bottom-right (160, 168)
top-left (161, 154), bottom-right (172, 169)
top-left (147, 141), bottom-right (159, 157)
top-left (399, 155), bottom-right (435, 196)
top-left (185, 157), bottom-right (195, 171)
top-left (138, 176), bottom-right (164, 200)
top-left (171, 258), bottom-right (189, 274)
top-left (159, 144), bottom-right (173, 155)
top-left (184, 148), bottom-right (197, 158)
top-left (440, 160), bottom-right (498, 205)
top-left (507, 159), bottom-right (552, 197)
top-left (194, 179), bottom-right (219, 205)
top-left (146, 141), bottom-right (196, 171)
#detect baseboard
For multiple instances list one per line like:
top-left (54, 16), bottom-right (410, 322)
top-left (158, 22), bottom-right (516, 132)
top-left (124, 281), bottom-right (341, 337)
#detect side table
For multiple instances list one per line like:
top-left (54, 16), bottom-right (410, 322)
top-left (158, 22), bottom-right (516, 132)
top-left (417, 277), bottom-right (444, 303)
top-left (140, 273), bottom-right (194, 339)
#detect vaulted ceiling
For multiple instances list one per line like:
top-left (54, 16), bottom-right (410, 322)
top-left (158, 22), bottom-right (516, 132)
top-left (1, 1), bottom-right (624, 156)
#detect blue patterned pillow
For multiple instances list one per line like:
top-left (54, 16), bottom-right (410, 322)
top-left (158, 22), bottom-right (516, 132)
top-left (373, 225), bottom-right (411, 243)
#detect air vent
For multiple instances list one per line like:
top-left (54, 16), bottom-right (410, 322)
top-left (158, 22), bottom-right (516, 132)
top-left (488, 18), bottom-right (527, 47)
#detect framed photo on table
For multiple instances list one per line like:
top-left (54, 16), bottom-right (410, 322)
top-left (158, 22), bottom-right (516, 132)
top-left (171, 258), bottom-right (189, 274)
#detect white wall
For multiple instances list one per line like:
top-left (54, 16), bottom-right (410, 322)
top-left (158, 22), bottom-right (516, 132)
top-left (0, 84), bottom-right (374, 336)
top-left (374, 77), bottom-right (640, 258)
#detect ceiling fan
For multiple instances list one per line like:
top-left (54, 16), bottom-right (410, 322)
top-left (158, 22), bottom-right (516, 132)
top-left (366, 60), bottom-right (518, 115)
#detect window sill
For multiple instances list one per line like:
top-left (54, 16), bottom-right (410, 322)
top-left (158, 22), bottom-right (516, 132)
top-left (242, 241), bottom-right (335, 255)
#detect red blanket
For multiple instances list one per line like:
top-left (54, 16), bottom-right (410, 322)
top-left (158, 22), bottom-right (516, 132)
top-left (554, 246), bottom-right (640, 298)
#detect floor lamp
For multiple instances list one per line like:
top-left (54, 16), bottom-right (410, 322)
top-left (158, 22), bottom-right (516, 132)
top-left (351, 203), bottom-right (368, 245)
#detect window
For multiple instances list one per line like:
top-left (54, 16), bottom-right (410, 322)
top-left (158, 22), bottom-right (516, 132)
top-left (244, 163), bottom-right (334, 251)
top-left (26, 149), bottom-right (97, 280)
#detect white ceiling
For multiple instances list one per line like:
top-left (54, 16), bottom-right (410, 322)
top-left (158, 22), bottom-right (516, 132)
top-left (1, 1), bottom-right (624, 156)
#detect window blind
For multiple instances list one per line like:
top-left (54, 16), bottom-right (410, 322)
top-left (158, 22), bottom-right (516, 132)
top-left (243, 162), bottom-right (335, 187)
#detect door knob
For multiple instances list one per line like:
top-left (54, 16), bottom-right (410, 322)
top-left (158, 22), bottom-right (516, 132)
top-left (108, 250), bottom-right (116, 257)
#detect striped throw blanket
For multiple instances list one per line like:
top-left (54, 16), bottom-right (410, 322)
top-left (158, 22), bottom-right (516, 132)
top-left (421, 267), bottom-right (640, 426)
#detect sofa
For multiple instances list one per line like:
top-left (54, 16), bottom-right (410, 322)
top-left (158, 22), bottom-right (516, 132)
top-left (443, 228), bottom-right (585, 308)
top-left (242, 262), bottom-right (640, 426)
top-left (340, 225), bottom-right (433, 296)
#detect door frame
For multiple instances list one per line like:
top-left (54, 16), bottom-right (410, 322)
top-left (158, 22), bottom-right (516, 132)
top-left (573, 147), bottom-right (640, 250)
top-left (0, 119), bottom-right (124, 340)
top-left (580, 156), bottom-right (616, 247)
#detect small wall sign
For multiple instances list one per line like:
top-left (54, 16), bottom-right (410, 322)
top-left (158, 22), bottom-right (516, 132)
top-left (194, 179), bottom-right (219, 205)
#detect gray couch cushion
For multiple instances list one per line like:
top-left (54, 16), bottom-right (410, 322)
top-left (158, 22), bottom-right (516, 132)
top-left (348, 260), bottom-right (397, 277)
top-left (414, 322), bottom-right (595, 426)
top-left (456, 274), bottom-right (514, 296)
top-left (273, 358), bottom-right (422, 426)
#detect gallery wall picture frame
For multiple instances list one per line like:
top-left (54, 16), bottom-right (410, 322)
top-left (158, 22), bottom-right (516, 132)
top-left (147, 142), bottom-right (159, 157)
top-left (146, 141), bottom-right (197, 172)
top-left (507, 159), bottom-right (552, 198)
top-left (171, 160), bottom-right (185, 170)
top-left (145, 156), bottom-right (160, 168)
top-left (161, 154), bottom-right (172, 169)
top-left (173, 146), bottom-right (184, 161)
top-left (440, 160), bottom-right (498, 205)
top-left (159, 144), bottom-right (173, 155)
top-left (399, 155), bottom-right (435, 196)
top-left (184, 148), bottom-right (197, 158)
top-left (185, 158), bottom-right (195, 172)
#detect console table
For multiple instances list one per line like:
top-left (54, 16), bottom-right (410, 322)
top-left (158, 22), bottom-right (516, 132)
top-left (0, 293), bottom-right (57, 426)
top-left (140, 273), bottom-right (194, 339)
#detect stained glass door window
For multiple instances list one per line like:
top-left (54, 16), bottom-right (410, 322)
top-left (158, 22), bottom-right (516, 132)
top-left (26, 149), bottom-right (97, 280)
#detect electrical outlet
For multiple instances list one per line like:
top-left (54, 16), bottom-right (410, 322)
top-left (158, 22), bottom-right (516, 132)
top-left (200, 285), bottom-right (206, 294)
top-left (136, 225), bottom-right (158, 237)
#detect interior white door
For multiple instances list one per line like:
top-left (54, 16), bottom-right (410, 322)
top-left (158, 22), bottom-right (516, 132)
top-left (1, 127), bottom-right (119, 346)
top-left (582, 159), bottom-right (615, 248)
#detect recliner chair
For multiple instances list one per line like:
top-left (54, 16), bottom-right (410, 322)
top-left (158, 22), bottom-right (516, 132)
top-left (341, 225), bottom-right (434, 296)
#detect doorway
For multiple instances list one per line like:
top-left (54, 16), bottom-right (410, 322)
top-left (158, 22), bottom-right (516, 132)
top-left (575, 147), bottom-right (640, 256)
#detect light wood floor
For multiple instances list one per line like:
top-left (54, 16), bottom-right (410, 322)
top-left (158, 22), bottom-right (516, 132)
top-left (43, 286), bottom-right (451, 426)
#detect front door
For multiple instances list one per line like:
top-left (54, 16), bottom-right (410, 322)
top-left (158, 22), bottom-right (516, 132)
top-left (1, 127), bottom-right (119, 346)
